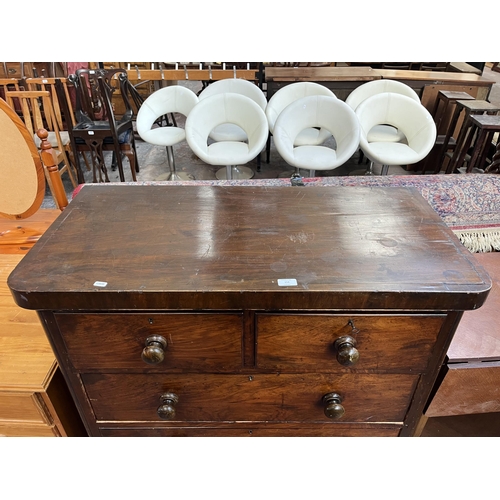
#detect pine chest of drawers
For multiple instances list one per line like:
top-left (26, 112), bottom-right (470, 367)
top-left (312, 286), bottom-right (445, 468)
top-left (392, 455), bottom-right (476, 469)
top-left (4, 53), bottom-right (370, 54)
top-left (8, 185), bottom-right (491, 437)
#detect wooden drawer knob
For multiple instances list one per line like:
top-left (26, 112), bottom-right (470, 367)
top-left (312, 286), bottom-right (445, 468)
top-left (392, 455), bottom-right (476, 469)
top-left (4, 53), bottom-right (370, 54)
top-left (322, 392), bottom-right (345, 420)
top-left (141, 335), bottom-right (167, 364)
top-left (157, 392), bottom-right (179, 420)
top-left (334, 335), bottom-right (359, 366)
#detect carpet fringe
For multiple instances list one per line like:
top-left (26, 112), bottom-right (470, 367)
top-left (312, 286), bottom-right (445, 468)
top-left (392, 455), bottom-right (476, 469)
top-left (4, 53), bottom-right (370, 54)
top-left (454, 229), bottom-right (500, 253)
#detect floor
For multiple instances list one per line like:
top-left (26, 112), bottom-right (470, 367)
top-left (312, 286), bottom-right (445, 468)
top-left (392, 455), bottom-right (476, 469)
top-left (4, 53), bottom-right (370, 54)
top-left (40, 65), bottom-right (500, 436)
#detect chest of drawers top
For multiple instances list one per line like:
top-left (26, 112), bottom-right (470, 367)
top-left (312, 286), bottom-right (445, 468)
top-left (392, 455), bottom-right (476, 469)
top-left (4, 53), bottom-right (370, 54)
top-left (8, 185), bottom-right (490, 312)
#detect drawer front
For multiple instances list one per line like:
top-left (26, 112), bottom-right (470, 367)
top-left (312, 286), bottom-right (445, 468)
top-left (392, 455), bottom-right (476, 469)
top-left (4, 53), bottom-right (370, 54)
top-left (55, 313), bottom-right (243, 371)
top-left (0, 422), bottom-right (58, 437)
top-left (99, 424), bottom-right (401, 437)
top-left (83, 373), bottom-right (417, 424)
top-left (256, 314), bottom-right (445, 372)
top-left (0, 392), bottom-right (49, 424)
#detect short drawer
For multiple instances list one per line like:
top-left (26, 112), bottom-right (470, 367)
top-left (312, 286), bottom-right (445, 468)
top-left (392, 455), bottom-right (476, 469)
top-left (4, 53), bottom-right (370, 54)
top-left (55, 313), bottom-right (243, 371)
top-left (256, 314), bottom-right (446, 372)
top-left (83, 373), bottom-right (417, 424)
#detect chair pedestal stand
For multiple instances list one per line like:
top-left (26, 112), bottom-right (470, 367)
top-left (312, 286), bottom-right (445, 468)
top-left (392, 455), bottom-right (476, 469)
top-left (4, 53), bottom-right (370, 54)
top-left (157, 145), bottom-right (194, 181)
top-left (216, 165), bottom-right (254, 180)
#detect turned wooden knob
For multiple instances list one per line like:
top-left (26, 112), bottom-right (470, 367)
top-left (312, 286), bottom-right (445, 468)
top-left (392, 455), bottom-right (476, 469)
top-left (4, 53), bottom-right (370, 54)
top-left (334, 335), bottom-right (359, 366)
top-left (322, 393), bottom-right (345, 420)
top-left (141, 335), bottom-right (167, 364)
top-left (157, 393), bottom-right (179, 420)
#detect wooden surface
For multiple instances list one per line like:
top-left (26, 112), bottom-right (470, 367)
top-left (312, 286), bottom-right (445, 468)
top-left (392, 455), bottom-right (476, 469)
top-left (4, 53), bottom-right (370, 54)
top-left (448, 252), bottom-right (500, 361)
top-left (373, 69), bottom-right (494, 85)
top-left (0, 209), bottom-right (85, 436)
top-left (265, 66), bottom-right (380, 82)
top-left (0, 209), bottom-right (60, 254)
top-left (425, 252), bottom-right (500, 418)
top-left (8, 185), bottom-right (491, 312)
top-left (0, 254), bottom-right (57, 391)
top-left (426, 363), bottom-right (500, 417)
top-left (10, 186), bottom-right (491, 437)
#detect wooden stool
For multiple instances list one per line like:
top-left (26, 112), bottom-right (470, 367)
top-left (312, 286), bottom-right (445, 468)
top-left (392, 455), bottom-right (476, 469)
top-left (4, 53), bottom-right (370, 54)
top-left (445, 100), bottom-right (500, 174)
top-left (421, 90), bottom-right (474, 174)
top-left (464, 115), bottom-right (500, 172)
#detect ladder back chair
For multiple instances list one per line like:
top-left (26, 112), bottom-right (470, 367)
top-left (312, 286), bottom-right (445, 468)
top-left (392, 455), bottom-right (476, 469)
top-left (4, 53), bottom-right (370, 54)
top-left (4, 89), bottom-right (77, 209)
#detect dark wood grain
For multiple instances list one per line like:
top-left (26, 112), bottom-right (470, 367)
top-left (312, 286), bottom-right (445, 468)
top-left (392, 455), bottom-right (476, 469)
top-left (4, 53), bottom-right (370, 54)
top-left (256, 314), bottom-right (446, 372)
top-left (8, 186), bottom-right (491, 311)
top-left (55, 312), bottom-right (243, 371)
top-left (99, 424), bottom-right (401, 437)
top-left (11, 186), bottom-right (493, 437)
top-left (83, 372), bottom-right (417, 423)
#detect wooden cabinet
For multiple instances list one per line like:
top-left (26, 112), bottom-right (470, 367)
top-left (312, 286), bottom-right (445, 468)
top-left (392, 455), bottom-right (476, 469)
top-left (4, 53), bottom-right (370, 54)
top-left (0, 212), bottom-right (86, 436)
top-left (8, 186), bottom-right (491, 436)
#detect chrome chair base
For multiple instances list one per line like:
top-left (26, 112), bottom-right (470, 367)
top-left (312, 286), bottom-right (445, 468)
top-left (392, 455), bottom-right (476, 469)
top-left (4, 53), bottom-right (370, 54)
top-left (216, 165), bottom-right (254, 180)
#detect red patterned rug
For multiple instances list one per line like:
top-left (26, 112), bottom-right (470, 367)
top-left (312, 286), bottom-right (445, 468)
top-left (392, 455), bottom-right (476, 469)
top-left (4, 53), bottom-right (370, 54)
top-left (74, 174), bottom-right (500, 253)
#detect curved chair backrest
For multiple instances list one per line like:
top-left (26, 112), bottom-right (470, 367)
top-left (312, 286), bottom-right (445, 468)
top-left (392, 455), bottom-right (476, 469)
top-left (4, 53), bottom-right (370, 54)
top-left (185, 93), bottom-right (268, 166)
top-left (199, 78), bottom-right (267, 111)
top-left (266, 82), bottom-right (337, 134)
top-left (345, 79), bottom-right (420, 111)
top-left (0, 97), bottom-right (46, 219)
top-left (273, 95), bottom-right (360, 170)
top-left (356, 93), bottom-right (436, 165)
top-left (136, 85), bottom-right (198, 141)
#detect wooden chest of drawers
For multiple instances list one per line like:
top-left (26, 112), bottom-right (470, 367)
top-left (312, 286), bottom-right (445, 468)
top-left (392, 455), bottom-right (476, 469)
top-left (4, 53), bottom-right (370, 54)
top-left (8, 185), bottom-right (491, 436)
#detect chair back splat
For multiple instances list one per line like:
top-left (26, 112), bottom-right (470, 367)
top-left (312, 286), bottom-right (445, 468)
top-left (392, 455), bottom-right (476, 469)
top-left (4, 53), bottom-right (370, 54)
top-left (60, 69), bottom-right (139, 183)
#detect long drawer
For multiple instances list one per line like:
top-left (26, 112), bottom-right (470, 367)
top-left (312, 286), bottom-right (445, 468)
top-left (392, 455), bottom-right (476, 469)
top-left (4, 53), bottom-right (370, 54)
top-left (83, 373), bottom-right (418, 424)
top-left (256, 314), bottom-right (446, 372)
top-left (55, 313), bottom-right (243, 371)
top-left (99, 424), bottom-right (401, 437)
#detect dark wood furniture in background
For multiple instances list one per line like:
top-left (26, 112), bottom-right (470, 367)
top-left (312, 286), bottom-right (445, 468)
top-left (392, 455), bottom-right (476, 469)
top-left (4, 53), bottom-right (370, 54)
top-left (8, 185), bottom-right (490, 437)
top-left (57, 70), bottom-right (138, 184)
top-left (265, 67), bottom-right (494, 116)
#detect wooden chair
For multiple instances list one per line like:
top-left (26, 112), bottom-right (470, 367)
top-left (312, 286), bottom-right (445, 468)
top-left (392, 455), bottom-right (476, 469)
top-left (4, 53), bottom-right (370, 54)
top-left (59, 69), bottom-right (139, 183)
top-left (22, 77), bottom-right (76, 134)
top-left (22, 77), bottom-right (93, 176)
top-left (4, 89), bottom-right (77, 208)
top-left (0, 77), bottom-right (23, 97)
top-left (0, 97), bottom-right (68, 218)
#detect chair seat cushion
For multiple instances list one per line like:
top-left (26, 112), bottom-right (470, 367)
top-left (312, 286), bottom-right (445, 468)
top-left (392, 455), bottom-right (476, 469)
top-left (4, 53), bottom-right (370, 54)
top-left (294, 127), bottom-right (331, 146)
top-left (138, 126), bottom-right (185, 147)
top-left (292, 145), bottom-right (338, 170)
top-left (365, 142), bottom-right (419, 165)
top-left (75, 128), bottom-right (133, 146)
top-left (209, 123), bottom-right (248, 142)
top-left (367, 124), bottom-right (405, 143)
top-left (206, 141), bottom-right (250, 165)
